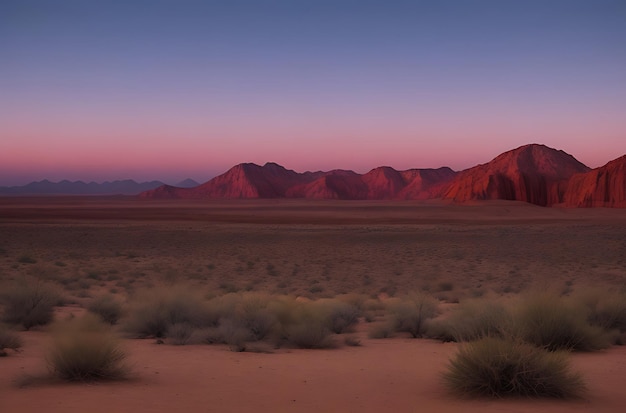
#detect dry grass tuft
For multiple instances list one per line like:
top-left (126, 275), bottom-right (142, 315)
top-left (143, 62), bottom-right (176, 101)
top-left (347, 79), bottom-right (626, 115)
top-left (0, 325), bottom-right (23, 356)
top-left (47, 314), bottom-right (129, 382)
top-left (1, 279), bottom-right (61, 330)
top-left (444, 337), bottom-right (585, 398)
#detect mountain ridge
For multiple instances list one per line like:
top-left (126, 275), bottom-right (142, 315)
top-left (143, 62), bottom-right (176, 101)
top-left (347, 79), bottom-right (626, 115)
top-left (4, 144), bottom-right (624, 207)
top-left (140, 144), bottom-right (625, 207)
top-left (0, 179), bottom-right (166, 196)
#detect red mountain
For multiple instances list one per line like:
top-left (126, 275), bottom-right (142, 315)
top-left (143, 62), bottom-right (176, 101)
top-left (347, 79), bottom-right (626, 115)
top-left (141, 162), bottom-right (321, 199)
top-left (441, 144), bottom-right (590, 206)
top-left (563, 155), bottom-right (626, 207)
top-left (139, 144), bottom-right (626, 208)
top-left (284, 167), bottom-right (457, 200)
top-left (395, 167), bottom-right (457, 200)
top-left (286, 170), bottom-right (368, 199)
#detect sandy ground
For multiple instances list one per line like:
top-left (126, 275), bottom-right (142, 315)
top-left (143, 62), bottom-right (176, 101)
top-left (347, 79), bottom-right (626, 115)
top-left (2, 331), bottom-right (626, 413)
top-left (1, 198), bottom-right (626, 412)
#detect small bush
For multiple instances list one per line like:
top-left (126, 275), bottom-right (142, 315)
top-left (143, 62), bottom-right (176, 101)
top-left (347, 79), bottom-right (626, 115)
top-left (389, 293), bottom-right (439, 338)
top-left (87, 294), bottom-right (123, 325)
top-left (443, 337), bottom-right (585, 398)
top-left (429, 299), bottom-right (511, 342)
top-left (1, 279), bottom-right (60, 329)
top-left (285, 321), bottom-right (335, 349)
top-left (514, 293), bottom-right (613, 351)
top-left (18, 254), bottom-right (37, 264)
top-left (344, 335), bottom-right (361, 346)
top-left (123, 286), bottom-right (214, 338)
top-left (47, 315), bottom-right (128, 381)
top-left (218, 319), bottom-right (252, 351)
top-left (0, 325), bottom-right (23, 356)
top-left (167, 323), bottom-right (196, 345)
top-left (368, 322), bottom-right (395, 339)
top-left (316, 299), bottom-right (360, 334)
top-left (574, 288), bottom-right (626, 334)
top-left (437, 281), bottom-right (454, 292)
top-left (278, 301), bottom-right (336, 349)
top-left (233, 293), bottom-right (277, 341)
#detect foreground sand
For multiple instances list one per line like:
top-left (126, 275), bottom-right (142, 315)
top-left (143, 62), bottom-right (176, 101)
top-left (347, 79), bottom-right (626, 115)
top-left (2, 330), bottom-right (626, 413)
top-left (1, 198), bottom-right (626, 412)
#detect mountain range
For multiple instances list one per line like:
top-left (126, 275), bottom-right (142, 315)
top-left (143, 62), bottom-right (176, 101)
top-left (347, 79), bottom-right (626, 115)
top-left (141, 144), bottom-right (625, 208)
top-left (0, 178), bottom-right (200, 196)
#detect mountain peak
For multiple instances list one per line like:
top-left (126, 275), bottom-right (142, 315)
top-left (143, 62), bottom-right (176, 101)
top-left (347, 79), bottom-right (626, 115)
top-left (134, 145), bottom-right (624, 207)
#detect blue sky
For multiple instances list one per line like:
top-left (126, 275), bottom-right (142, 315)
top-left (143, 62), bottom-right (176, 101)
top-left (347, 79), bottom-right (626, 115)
top-left (1, 0), bottom-right (625, 185)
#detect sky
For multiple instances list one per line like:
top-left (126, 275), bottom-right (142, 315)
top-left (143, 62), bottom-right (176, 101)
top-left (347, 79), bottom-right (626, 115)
top-left (1, 0), bottom-right (625, 186)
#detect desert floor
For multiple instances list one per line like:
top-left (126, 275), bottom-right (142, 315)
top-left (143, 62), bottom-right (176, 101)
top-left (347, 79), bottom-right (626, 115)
top-left (1, 197), bottom-right (626, 412)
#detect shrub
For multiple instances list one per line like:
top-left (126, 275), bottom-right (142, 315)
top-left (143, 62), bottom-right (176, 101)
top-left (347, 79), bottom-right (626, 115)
top-left (18, 254), bottom-right (37, 264)
top-left (1, 279), bottom-right (59, 329)
top-left (87, 294), bottom-right (123, 325)
top-left (233, 293), bottom-right (277, 341)
top-left (574, 288), bottom-right (626, 334)
top-left (277, 300), bottom-right (336, 349)
top-left (389, 293), bottom-right (439, 338)
top-left (218, 319), bottom-right (252, 351)
top-left (285, 321), bottom-right (335, 349)
top-left (316, 299), bottom-right (360, 334)
top-left (47, 315), bottom-right (128, 381)
top-left (514, 293), bottom-right (613, 351)
top-left (0, 325), bottom-right (23, 356)
top-left (437, 281), bottom-right (454, 292)
top-left (443, 337), bottom-right (585, 398)
top-left (429, 299), bottom-right (511, 342)
top-left (123, 286), bottom-right (214, 338)
top-left (344, 335), bottom-right (361, 346)
top-left (368, 322), bottom-right (395, 339)
top-left (167, 322), bottom-right (196, 345)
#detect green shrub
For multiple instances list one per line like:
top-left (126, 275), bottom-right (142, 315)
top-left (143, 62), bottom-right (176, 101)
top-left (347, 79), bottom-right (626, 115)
top-left (316, 299), bottom-right (360, 334)
top-left (344, 335), bottom-right (361, 346)
top-left (232, 293), bottom-right (277, 341)
top-left (574, 288), bottom-right (626, 333)
top-left (514, 293), bottom-right (613, 351)
top-left (0, 325), bottom-right (23, 356)
top-left (218, 319), bottom-right (252, 351)
top-left (437, 281), bottom-right (454, 292)
top-left (368, 322), bottom-right (395, 339)
top-left (1, 279), bottom-right (60, 329)
top-left (18, 254), bottom-right (37, 264)
top-left (389, 293), bottom-right (439, 338)
top-left (167, 322), bottom-right (196, 345)
top-left (285, 321), bottom-right (335, 349)
top-left (123, 286), bottom-right (214, 338)
top-left (87, 294), bottom-right (123, 325)
top-left (443, 337), bottom-right (585, 398)
top-left (276, 300), bottom-right (336, 349)
top-left (47, 315), bottom-right (128, 381)
top-left (429, 299), bottom-right (511, 342)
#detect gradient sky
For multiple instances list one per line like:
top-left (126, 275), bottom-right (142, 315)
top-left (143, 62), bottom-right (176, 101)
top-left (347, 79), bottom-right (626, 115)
top-left (1, 0), bottom-right (625, 185)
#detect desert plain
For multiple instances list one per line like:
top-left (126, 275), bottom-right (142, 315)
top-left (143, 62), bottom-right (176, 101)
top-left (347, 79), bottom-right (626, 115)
top-left (1, 197), bottom-right (625, 413)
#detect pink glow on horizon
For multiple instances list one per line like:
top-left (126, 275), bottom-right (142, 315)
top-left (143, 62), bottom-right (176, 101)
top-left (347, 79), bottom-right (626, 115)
top-left (2, 99), bottom-right (625, 186)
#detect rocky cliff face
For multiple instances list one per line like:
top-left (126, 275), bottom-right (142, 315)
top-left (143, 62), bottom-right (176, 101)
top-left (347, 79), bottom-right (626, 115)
top-left (141, 162), bottom-right (320, 199)
top-left (563, 155), bottom-right (626, 207)
top-left (140, 144), bottom-right (626, 208)
top-left (442, 144), bottom-right (590, 206)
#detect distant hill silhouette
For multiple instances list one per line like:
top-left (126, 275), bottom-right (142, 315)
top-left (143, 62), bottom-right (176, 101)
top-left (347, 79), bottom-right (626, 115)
top-left (140, 144), bottom-right (626, 207)
top-left (175, 178), bottom-right (200, 188)
top-left (0, 179), bottom-right (164, 195)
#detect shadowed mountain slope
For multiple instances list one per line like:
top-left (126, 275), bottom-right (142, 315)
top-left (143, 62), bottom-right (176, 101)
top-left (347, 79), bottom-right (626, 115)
top-left (563, 155), bottom-right (626, 207)
top-left (442, 144), bottom-right (591, 206)
top-left (139, 144), bottom-right (625, 207)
